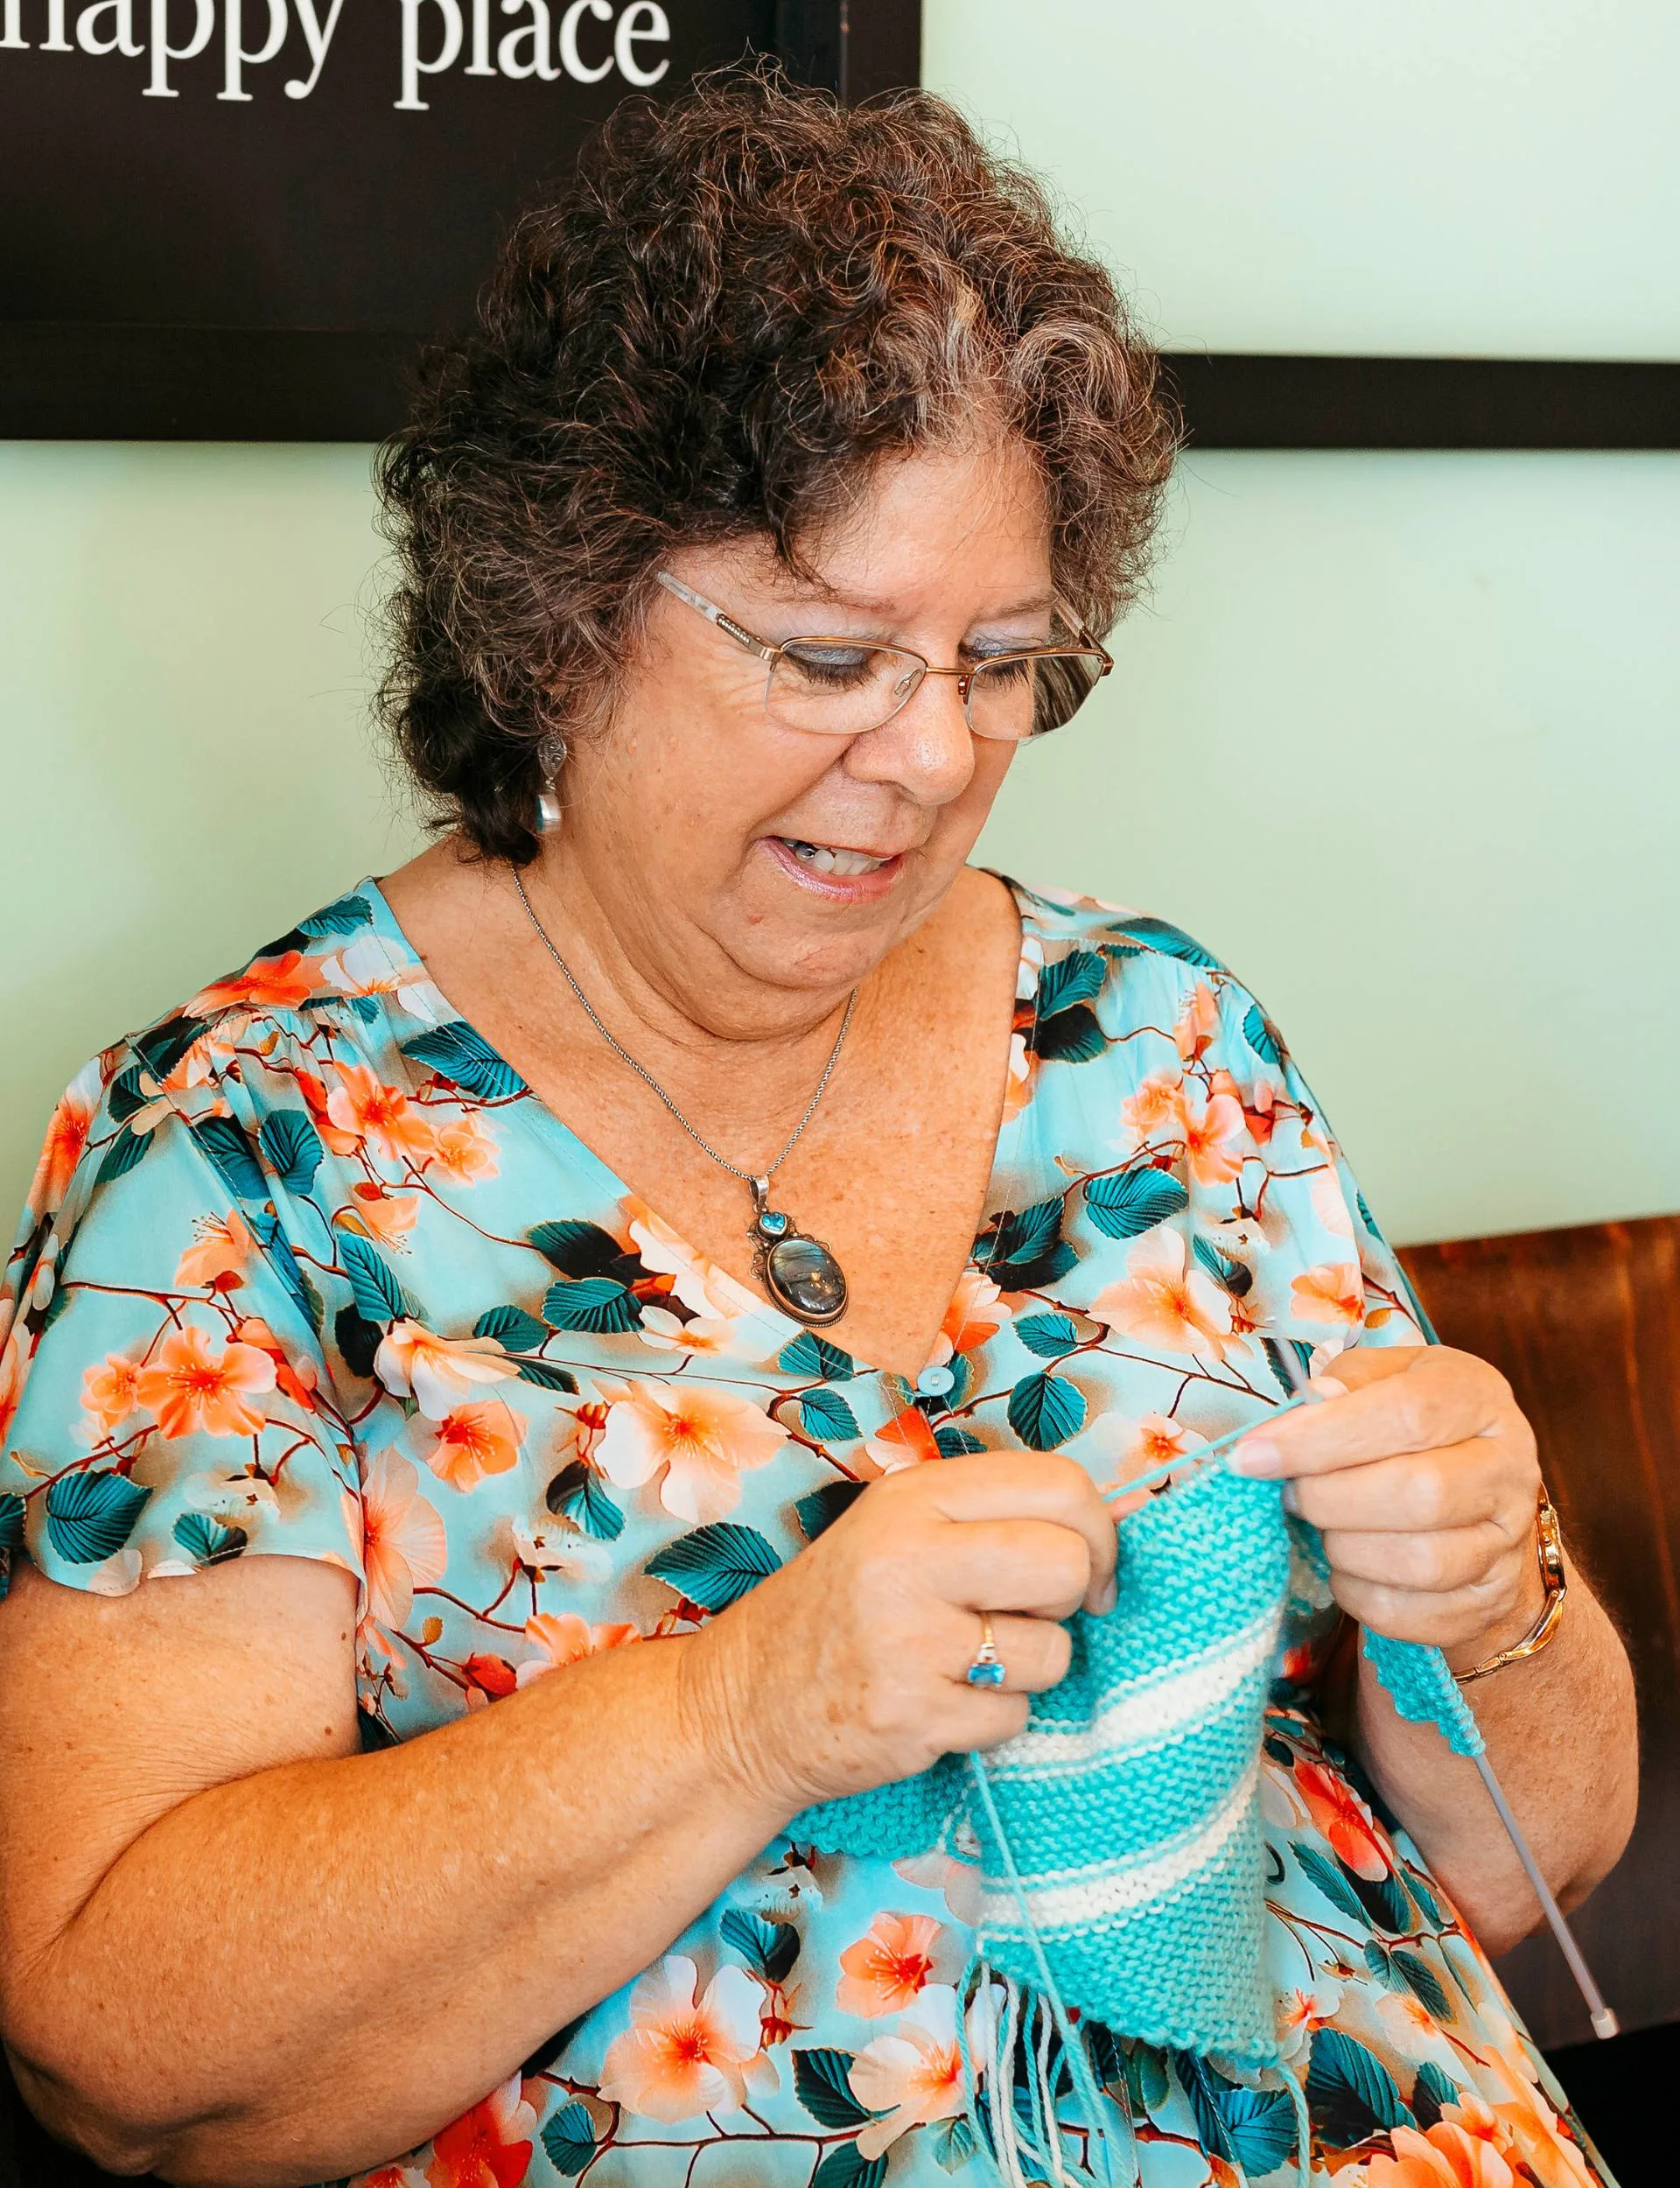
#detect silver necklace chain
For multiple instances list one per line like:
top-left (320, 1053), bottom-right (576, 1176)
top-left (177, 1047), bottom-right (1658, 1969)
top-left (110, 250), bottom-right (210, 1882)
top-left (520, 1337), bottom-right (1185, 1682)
top-left (513, 870), bottom-right (858, 1193)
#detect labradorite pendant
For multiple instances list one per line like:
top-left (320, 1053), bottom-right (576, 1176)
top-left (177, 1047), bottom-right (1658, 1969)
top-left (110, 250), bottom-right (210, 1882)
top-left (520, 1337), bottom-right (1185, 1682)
top-left (751, 1181), bottom-right (848, 1327)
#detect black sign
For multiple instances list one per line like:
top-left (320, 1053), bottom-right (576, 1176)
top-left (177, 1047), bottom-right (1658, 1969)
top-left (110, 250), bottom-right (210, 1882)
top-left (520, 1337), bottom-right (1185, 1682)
top-left (0, 0), bottom-right (919, 435)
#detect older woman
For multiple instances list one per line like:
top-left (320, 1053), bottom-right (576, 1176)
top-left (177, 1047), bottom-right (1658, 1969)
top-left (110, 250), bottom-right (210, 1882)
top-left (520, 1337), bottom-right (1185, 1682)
top-left (0, 69), bottom-right (1635, 2188)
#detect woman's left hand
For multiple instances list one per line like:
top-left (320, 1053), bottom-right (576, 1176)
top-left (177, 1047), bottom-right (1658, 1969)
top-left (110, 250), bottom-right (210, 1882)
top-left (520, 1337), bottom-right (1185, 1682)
top-left (1229, 1346), bottom-right (1548, 1670)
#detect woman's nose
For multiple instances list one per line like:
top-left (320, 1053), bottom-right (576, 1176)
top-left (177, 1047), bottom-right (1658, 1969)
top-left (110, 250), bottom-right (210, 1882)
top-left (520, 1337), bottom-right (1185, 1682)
top-left (845, 671), bottom-right (976, 803)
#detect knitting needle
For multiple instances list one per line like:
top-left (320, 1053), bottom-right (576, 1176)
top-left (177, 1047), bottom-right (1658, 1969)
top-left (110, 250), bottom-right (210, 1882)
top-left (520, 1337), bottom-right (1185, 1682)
top-left (1264, 1337), bottom-right (1620, 2040)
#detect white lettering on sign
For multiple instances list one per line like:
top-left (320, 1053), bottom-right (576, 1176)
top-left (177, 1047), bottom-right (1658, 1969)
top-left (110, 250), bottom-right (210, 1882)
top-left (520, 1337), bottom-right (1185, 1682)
top-left (0, 0), bottom-right (688, 103)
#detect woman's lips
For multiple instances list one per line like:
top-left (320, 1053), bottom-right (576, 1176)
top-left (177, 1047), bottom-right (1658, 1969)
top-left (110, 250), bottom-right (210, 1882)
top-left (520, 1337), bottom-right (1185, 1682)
top-left (761, 834), bottom-right (907, 901)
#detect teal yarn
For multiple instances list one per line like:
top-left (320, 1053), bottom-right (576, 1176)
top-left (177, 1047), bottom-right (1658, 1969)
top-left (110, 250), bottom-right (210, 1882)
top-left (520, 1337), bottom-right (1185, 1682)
top-left (792, 1455), bottom-right (1480, 2106)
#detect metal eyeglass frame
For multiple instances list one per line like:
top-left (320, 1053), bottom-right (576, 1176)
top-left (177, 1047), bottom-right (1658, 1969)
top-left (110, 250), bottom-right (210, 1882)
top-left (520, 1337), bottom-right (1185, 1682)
top-left (654, 570), bottom-right (1113, 740)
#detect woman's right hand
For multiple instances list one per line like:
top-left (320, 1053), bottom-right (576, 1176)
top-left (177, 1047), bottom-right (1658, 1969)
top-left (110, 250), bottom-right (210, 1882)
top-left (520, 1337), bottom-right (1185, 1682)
top-left (681, 1453), bottom-right (1119, 1820)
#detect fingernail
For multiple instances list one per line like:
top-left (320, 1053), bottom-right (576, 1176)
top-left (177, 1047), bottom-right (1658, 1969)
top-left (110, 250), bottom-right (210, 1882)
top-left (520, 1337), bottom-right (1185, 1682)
top-left (1281, 1480), bottom-right (1302, 1517)
top-left (1228, 1436), bottom-right (1281, 1477)
top-left (1096, 1574), bottom-right (1117, 1615)
top-left (1309, 1374), bottom-right (1348, 1402)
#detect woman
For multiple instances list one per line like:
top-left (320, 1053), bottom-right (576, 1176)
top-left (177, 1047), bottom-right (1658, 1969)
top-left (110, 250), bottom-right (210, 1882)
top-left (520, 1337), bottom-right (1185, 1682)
top-left (0, 68), bottom-right (1635, 2188)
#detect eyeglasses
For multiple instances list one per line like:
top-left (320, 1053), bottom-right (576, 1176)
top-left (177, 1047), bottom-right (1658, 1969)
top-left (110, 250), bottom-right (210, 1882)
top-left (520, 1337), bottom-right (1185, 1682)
top-left (655, 571), bottom-right (1113, 742)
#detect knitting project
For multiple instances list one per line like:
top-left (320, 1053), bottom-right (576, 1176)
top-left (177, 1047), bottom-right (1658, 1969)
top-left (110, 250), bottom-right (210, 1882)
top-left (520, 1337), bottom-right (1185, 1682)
top-left (792, 1451), bottom-right (1480, 2181)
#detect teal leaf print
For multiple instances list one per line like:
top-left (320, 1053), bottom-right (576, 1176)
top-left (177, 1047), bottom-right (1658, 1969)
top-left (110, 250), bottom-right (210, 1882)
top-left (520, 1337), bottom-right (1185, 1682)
top-left (335, 1304), bottom-right (382, 1380)
top-left (1305, 2029), bottom-right (1414, 2141)
top-left (1006, 1371), bottom-right (1086, 1449)
top-left (1410, 2060), bottom-right (1462, 2129)
top-left (542, 1277), bottom-right (641, 1334)
top-left (934, 1426), bottom-right (986, 1455)
top-left (95, 1126), bottom-right (151, 1186)
top-left (250, 1209), bottom-right (314, 1322)
top-left (172, 1512), bottom-right (248, 1566)
top-left (297, 893), bottom-right (371, 938)
top-left (515, 1358), bottom-right (580, 1392)
top-left (1013, 1311), bottom-right (1078, 1358)
top-left (259, 1111), bottom-right (324, 1196)
top-left (1391, 1948), bottom-right (1452, 2020)
top-left (1349, 1862), bottom-right (1413, 1937)
top-left (1242, 1002), bottom-right (1283, 1064)
top-left (801, 1386), bottom-right (859, 1443)
top-left (978, 1197), bottom-right (1077, 1291)
top-left (779, 1331), bottom-right (856, 1382)
top-left (811, 2147), bottom-right (886, 2188)
top-left (107, 1064), bottom-right (150, 1125)
top-left (720, 1906), bottom-right (800, 1983)
top-left (794, 1480), bottom-right (866, 1540)
top-left (1293, 1842), bottom-right (1369, 1927)
top-left (473, 1304), bottom-right (551, 1352)
top-left (133, 1013), bottom-right (207, 1083)
top-left (1356, 1188), bottom-right (1383, 1238)
top-left (1101, 916), bottom-right (1222, 969)
top-left (1172, 2052), bottom-right (1236, 2162)
top-left (338, 1231), bottom-right (417, 1328)
top-left (1035, 948), bottom-right (1107, 1018)
top-left (544, 1462), bottom-right (625, 1542)
top-left (401, 1021), bottom-right (527, 1101)
top-left (45, 1470), bottom-right (152, 1565)
top-left (647, 1523), bottom-right (783, 1610)
top-left (1404, 1866), bottom-right (1446, 1929)
top-left (539, 2101), bottom-right (597, 2177)
top-left (1032, 1003), bottom-right (1108, 1064)
top-left (793, 2048), bottom-right (873, 2129)
top-left (1216, 2083), bottom-right (1298, 2176)
top-left (192, 1115), bottom-right (268, 1203)
top-left (0, 1494), bottom-right (24, 1553)
top-left (1262, 1336), bottom-right (1317, 1395)
top-left (529, 1220), bottom-right (631, 1280)
top-left (1193, 1236), bottom-right (1253, 1297)
top-left (1084, 1168), bottom-right (1189, 1241)
top-left (930, 2118), bottom-right (976, 2172)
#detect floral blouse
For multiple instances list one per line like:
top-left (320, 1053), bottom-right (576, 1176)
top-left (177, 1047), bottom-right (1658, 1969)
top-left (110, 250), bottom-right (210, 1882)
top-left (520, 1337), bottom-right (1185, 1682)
top-left (0, 875), bottom-right (1612, 2188)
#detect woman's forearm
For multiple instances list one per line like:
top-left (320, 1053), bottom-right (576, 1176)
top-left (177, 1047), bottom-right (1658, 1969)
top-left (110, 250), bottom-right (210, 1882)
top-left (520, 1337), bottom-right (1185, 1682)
top-left (10, 1633), bottom-right (789, 2188)
top-left (1346, 1560), bottom-right (1638, 1956)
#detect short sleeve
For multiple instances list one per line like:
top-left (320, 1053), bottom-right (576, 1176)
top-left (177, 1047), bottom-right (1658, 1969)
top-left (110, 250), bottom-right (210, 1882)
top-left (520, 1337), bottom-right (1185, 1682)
top-left (0, 1044), bottom-right (362, 1598)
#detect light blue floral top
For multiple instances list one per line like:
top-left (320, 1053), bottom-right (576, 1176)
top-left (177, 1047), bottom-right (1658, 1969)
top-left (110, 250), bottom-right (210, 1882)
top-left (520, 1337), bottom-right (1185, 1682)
top-left (0, 875), bottom-right (1610, 2187)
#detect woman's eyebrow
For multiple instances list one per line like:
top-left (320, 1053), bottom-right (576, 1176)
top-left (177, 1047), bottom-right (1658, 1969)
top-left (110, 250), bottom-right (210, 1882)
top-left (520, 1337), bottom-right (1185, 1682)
top-left (780, 584), bottom-right (1060, 623)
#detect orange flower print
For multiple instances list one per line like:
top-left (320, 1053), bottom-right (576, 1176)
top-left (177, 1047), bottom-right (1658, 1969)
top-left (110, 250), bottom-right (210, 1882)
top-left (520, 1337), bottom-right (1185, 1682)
top-left (350, 1449), bottom-right (448, 1630)
top-left (186, 950), bottom-right (320, 1017)
top-left (836, 1911), bottom-right (943, 2017)
top-left (425, 2073), bottom-right (537, 2188)
top-left (847, 1984), bottom-right (965, 2158)
top-left (1091, 1228), bottom-right (1232, 1358)
top-left (1087, 1410), bottom-right (1207, 1504)
top-left (340, 1185), bottom-right (421, 1251)
top-left (173, 1207), bottom-right (254, 1289)
top-left (425, 1112), bottom-right (500, 1187)
top-left (135, 1325), bottom-right (276, 1439)
top-left (1181, 1091), bottom-right (1248, 1186)
top-left (1366, 2121), bottom-right (1516, 2188)
top-left (515, 1611), bottom-right (641, 1687)
top-left (374, 1319), bottom-right (521, 1421)
top-left (1296, 1756), bottom-right (1390, 1881)
top-left (929, 1269), bottom-right (1012, 1364)
top-left (864, 1403), bottom-right (942, 1474)
top-left (1292, 1261), bottom-right (1364, 1327)
top-left (1000, 1028), bottom-right (1035, 1121)
top-left (232, 1315), bottom-right (318, 1410)
top-left (1172, 979), bottom-right (1220, 1061)
top-left (599, 1954), bottom-right (774, 2121)
top-left (0, 1328), bottom-right (22, 1449)
top-left (414, 1399), bottom-right (524, 1491)
top-left (1118, 1067), bottom-right (1185, 1147)
top-left (595, 1380), bottom-right (788, 1523)
top-left (325, 1062), bottom-right (438, 1168)
top-left (81, 1352), bottom-right (144, 1439)
top-left (27, 1069), bottom-right (97, 1218)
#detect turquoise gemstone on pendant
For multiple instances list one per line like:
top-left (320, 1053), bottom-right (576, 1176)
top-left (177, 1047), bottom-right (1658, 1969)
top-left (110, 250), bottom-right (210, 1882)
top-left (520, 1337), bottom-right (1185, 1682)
top-left (764, 1229), bottom-right (848, 1327)
top-left (756, 1207), bottom-right (791, 1238)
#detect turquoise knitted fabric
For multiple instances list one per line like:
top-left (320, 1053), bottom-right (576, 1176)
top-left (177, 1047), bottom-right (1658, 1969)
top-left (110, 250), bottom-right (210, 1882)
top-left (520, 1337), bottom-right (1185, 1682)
top-left (793, 1458), bottom-right (1479, 2072)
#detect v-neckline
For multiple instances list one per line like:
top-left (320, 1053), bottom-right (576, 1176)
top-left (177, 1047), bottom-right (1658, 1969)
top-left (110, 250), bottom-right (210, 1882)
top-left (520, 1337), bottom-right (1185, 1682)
top-left (356, 870), bottom-right (1046, 1389)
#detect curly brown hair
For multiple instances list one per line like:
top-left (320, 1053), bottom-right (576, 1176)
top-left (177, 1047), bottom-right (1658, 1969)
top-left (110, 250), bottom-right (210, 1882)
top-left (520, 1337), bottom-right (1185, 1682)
top-left (375, 63), bottom-right (1180, 865)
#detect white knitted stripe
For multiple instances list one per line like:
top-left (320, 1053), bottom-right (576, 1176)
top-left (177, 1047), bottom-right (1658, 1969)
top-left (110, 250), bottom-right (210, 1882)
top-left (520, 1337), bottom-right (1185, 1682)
top-left (985, 1608), bottom-right (1281, 1780)
top-left (977, 1764), bottom-right (1260, 1937)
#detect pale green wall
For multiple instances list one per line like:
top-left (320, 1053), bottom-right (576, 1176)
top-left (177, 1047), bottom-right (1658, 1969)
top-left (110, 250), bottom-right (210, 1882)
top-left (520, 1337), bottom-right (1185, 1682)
top-left (4, 4), bottom-right (1678, 1243)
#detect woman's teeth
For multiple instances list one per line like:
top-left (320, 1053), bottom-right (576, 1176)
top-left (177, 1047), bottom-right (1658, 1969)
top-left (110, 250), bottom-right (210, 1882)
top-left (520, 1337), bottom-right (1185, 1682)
top-left (780, 838), bottom-right (891, 877)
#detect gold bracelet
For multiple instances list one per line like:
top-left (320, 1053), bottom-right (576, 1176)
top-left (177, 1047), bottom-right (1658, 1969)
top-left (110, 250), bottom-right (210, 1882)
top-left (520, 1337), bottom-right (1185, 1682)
top-left (1454, 1489), bottom-right (1567, 1683)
